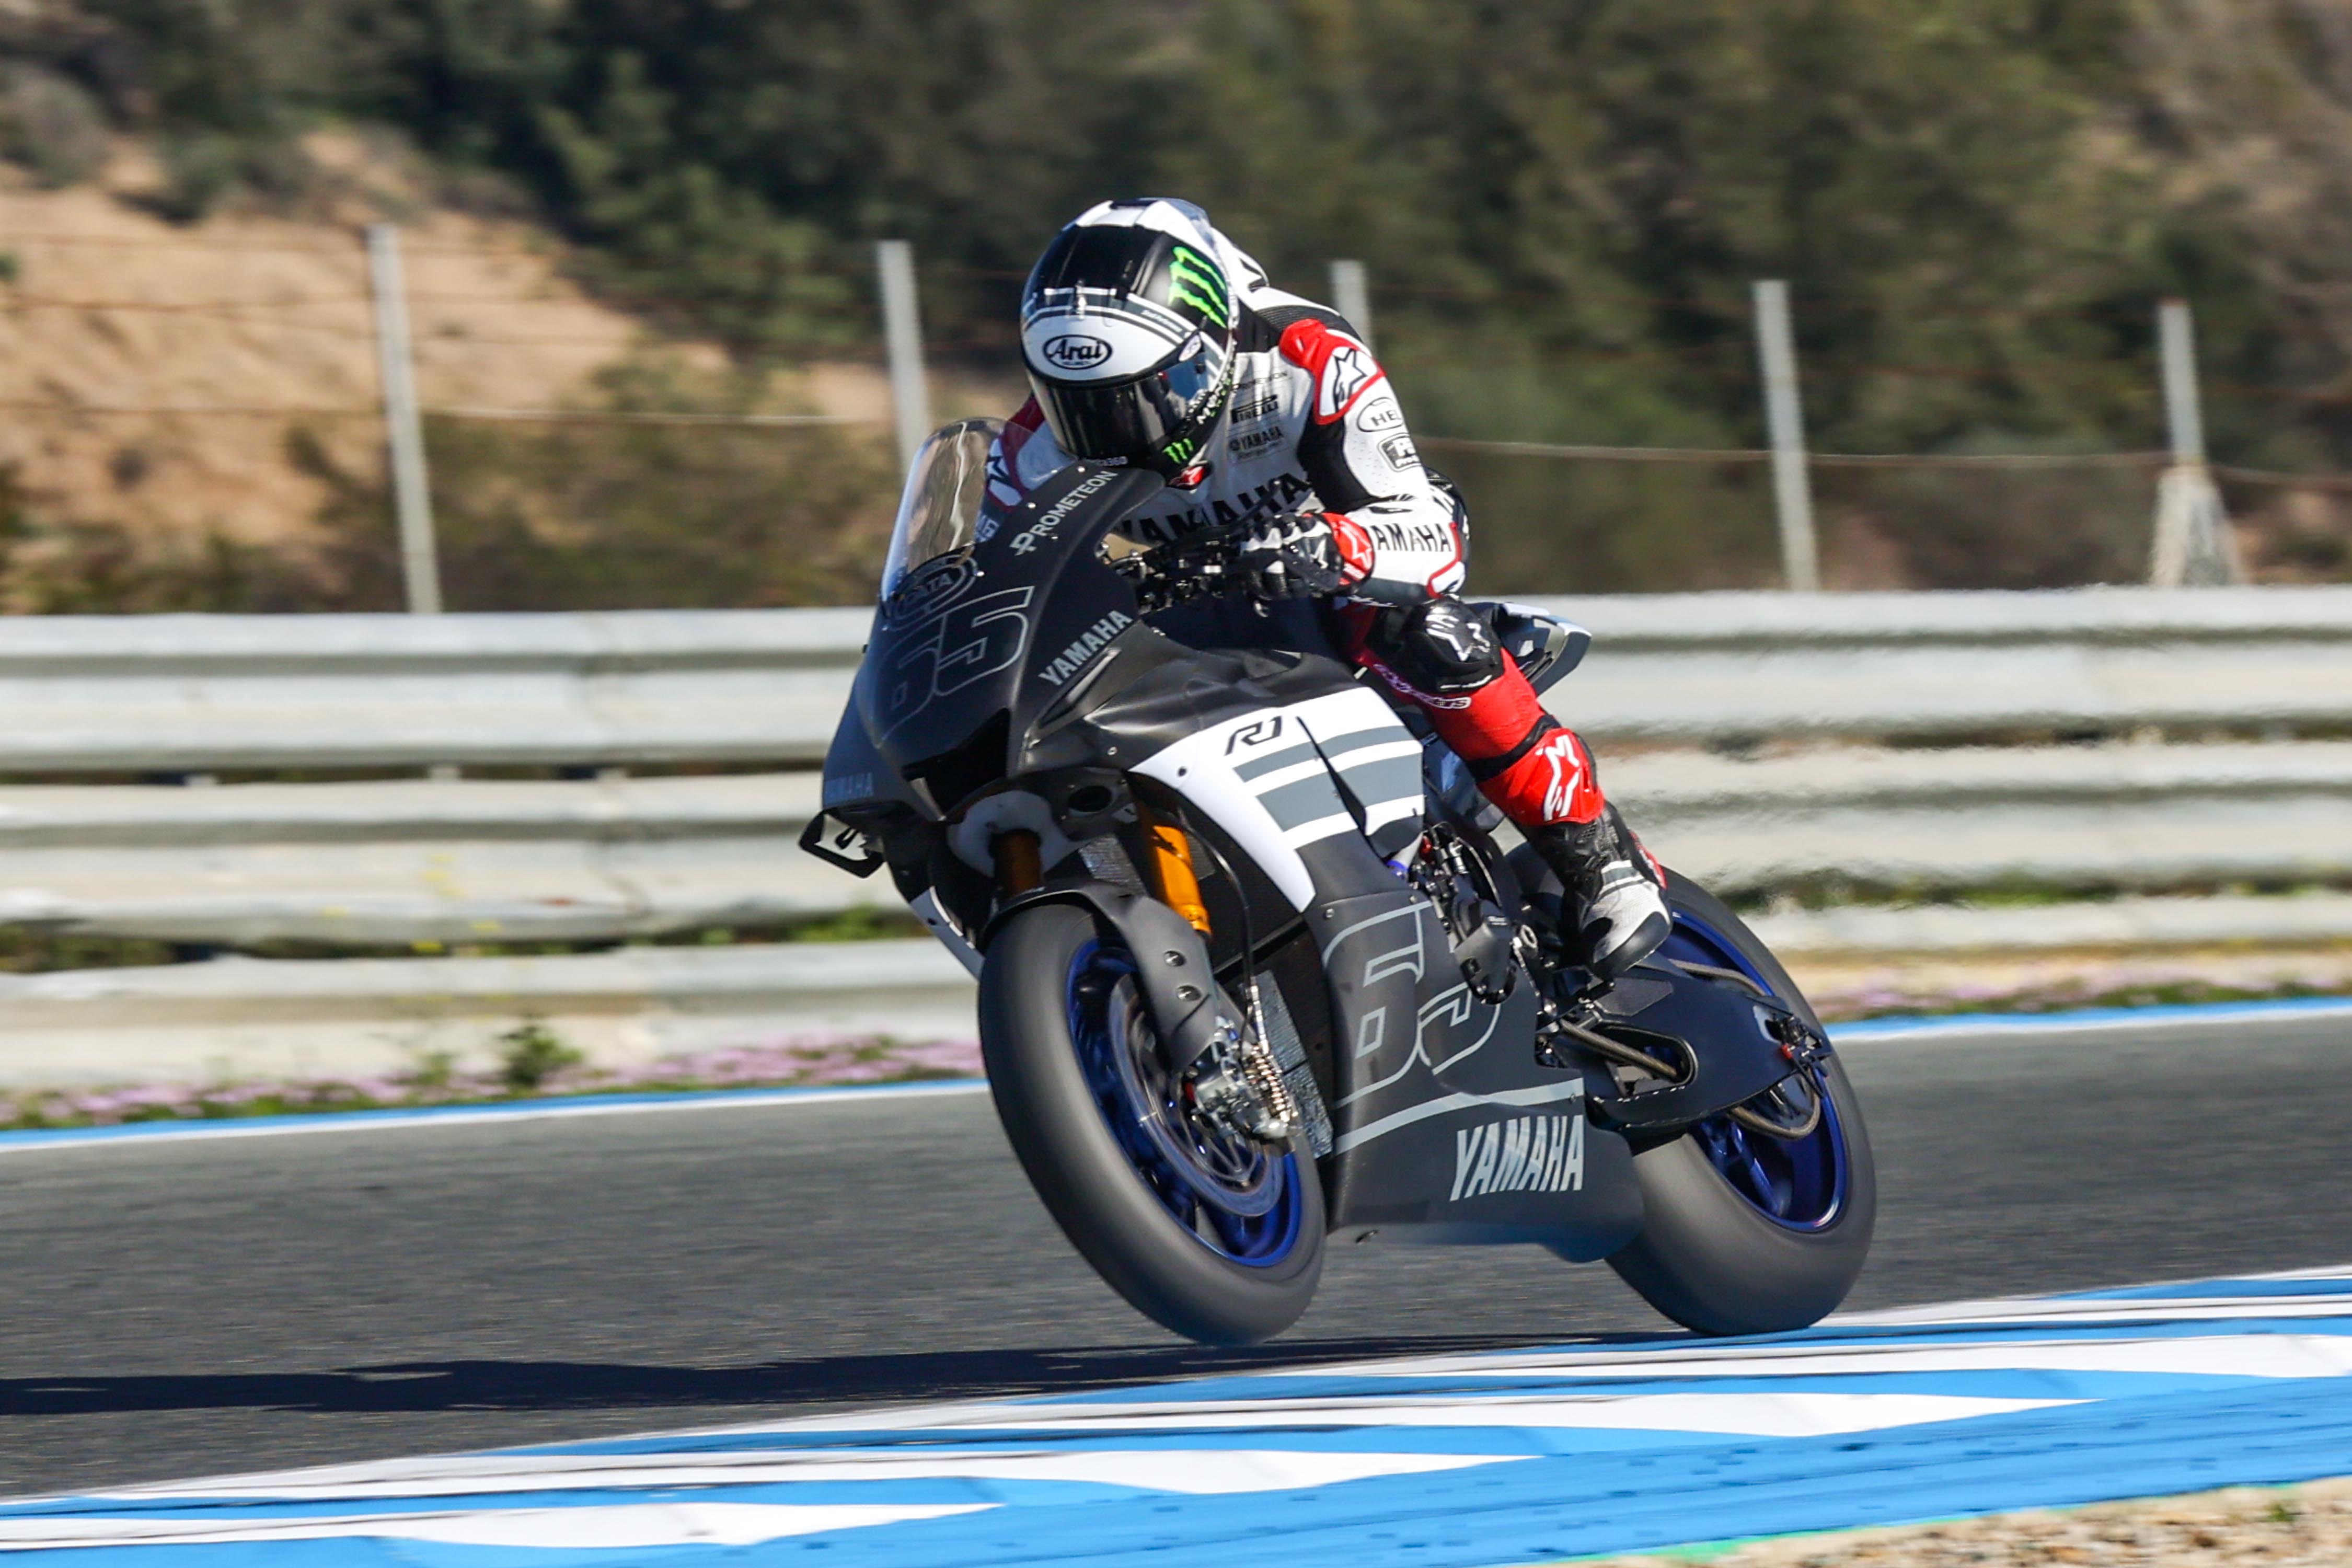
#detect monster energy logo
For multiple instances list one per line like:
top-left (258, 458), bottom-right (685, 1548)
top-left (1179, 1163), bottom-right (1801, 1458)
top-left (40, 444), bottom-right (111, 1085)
top-left (1161, 435), bottom-right (1199, 465)
top-left (1169, 245), bottom-right (1229, 327)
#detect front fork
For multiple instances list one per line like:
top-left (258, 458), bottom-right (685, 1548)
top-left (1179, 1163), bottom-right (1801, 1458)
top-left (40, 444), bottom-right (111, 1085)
top-left (988, 800), bottom-right (1294, 1143)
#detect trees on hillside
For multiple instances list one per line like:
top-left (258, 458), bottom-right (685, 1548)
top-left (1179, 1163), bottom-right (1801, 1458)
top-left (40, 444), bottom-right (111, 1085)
top-left (7, 0), bottom-right (2352, 589)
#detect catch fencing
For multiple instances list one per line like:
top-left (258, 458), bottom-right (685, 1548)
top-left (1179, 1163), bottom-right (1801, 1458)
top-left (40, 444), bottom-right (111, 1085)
top-left (9, 224), bottom-right (2352, 610)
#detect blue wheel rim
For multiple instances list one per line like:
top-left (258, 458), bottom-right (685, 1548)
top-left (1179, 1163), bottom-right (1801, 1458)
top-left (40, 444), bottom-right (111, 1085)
top-left (1066, 940), bottom-right (1306, 1267)
top-left (1661, 914), bottom-right (1850, 1232)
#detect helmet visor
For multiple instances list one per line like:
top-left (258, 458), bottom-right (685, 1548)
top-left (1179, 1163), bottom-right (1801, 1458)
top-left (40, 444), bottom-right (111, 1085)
top-left (1031, 339), bottom-right (1229, 465)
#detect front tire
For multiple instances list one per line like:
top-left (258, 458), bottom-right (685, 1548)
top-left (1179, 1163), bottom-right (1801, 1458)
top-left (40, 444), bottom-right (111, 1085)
top-left (979, 903), bottom-right (1325, 1345)
top-left (1604, 873), bottom-right (1877, 1335)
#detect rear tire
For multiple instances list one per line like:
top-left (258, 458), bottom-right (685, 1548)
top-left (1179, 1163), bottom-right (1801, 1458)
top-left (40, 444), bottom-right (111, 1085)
top-left (1604, 873), bottom-right (1877, 1336)
top-left (980, 903), bottom-right (1325, 1345)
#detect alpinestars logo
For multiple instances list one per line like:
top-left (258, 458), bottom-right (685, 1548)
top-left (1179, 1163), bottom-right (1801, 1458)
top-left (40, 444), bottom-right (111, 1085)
top-left (1321, 343), bottom-right (1377, 417)
top-left (1450, 1113), bottom-right (1585, 1201)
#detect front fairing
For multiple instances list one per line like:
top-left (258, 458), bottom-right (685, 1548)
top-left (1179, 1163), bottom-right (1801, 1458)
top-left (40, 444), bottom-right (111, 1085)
top-left (850, 463), bottom-right (1166, 812)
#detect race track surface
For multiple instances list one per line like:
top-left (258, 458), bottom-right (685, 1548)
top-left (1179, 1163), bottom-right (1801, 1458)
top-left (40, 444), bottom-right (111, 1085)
top-left (0, 1009), bottom-right (2345, 1497)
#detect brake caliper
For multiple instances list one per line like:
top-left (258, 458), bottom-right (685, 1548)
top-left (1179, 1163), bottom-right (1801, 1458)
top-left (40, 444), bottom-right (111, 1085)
top-left (1184, 1020), bottom-right (1297, 1144)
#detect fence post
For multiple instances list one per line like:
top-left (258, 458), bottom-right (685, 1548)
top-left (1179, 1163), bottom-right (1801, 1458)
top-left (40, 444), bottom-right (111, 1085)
top-left (876, 240), bottom-right (932, 472)
top-left (1753, 280), bottom-right (1820, 592)
top-left (2148, 298), bottom-right (2245, 587)
top-left (1329, 259), bottom-right (1374, 351)
top-left (366, 224), bottom-right (441, 614)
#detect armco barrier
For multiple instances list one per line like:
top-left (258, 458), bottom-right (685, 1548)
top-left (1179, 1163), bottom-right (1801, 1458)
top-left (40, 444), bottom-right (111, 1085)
top-left (7, 743), bottom-right (2352, 947)
top-left (0, 587), bottom-right (2348, 1079)
top-left (0, 587), bottom-right (2349, 948)
top-left (0, 939), bottom-right (979, 1087)
top-left (5, 585), bottom-right (2352, 773)
top-left (0, 607), bottom-right (871, 772)
top-left (9, 895), bottom-right (2349, 1086)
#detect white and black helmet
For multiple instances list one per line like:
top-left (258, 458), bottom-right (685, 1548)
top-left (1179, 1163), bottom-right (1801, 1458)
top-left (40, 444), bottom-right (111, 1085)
top-left (1020, 198), bottom-right (1239, 478)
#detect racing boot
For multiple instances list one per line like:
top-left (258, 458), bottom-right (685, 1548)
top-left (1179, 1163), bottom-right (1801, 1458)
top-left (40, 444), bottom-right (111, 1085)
top-left (1530, 805), bottom-right (1670, 981)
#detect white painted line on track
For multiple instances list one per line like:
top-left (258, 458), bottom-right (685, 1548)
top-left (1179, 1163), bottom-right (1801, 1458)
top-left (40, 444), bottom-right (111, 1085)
top-left (0, 1079), bottom-right (990, 1157)
top-left (0, 1501), bottom-right (997, 1551)
top-left (100, 1448), bottom-right (1522, 1505)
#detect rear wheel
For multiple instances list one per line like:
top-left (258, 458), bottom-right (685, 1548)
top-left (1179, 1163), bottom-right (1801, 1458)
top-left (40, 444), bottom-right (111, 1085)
top-left (979, 902), bottom-right (1324, 1345)
top-left (1602, 873), bottom-right (1877, 1335)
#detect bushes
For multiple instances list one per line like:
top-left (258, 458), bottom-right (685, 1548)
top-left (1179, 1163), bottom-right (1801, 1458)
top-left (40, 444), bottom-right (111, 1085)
top-left (12, 2), bottom-right (2352, 592)
top-left (287, 360), bottom-right (901, 613)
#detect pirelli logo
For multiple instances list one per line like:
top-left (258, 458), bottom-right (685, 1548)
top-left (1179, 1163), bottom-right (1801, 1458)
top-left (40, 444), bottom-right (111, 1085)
top-left (1450, 1113), bottom-right (1585, 1201)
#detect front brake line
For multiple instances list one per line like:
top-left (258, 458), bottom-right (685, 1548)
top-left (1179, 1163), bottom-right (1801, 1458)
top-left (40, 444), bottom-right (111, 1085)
top-left (1182, 820), bottom-right (1299, 1140)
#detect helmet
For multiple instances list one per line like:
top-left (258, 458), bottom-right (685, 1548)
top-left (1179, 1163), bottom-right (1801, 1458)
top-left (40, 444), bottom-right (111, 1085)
top-left (1020, 199), bottom-right (1238, 479)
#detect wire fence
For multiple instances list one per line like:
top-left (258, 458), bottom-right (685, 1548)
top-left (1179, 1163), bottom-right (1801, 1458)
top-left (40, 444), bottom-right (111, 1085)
top-left (0, 224), bottom-right (2347, 610)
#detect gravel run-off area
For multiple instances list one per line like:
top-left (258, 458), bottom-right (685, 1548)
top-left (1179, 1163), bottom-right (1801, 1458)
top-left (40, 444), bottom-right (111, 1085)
top-left (1585, 1476), bottom-right (2352, 1566)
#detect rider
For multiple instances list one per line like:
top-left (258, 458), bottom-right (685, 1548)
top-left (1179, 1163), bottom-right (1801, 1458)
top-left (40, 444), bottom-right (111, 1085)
top-left (990, 197), bottom-right (1670, 979)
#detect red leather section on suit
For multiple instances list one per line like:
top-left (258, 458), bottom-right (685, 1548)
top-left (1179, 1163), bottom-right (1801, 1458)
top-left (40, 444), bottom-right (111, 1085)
top-left (1277, 317), bottom-right (1383, 423)
top-left (1477, 723), bottom-right (1606, 827)
top-left (1002, 397), bottom-right (1046, 463)
top-left (1334, 610), bottom-right (1608, 828)
top-left (1325, 512), bottom-right (1375, 586)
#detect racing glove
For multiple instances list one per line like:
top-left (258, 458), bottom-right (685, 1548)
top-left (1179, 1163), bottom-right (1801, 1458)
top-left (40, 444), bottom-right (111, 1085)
top-left (1236, 512), bottom-right (1361, 601)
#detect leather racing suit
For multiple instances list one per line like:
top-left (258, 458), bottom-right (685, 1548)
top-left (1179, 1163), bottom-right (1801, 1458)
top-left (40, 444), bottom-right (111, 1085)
top-left (986, 245), bottom-right (1630, 879)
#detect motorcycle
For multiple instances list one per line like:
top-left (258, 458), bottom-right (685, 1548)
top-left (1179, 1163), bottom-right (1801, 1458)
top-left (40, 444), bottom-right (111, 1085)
top-left (805, 419), bottom-right (1875, 1345)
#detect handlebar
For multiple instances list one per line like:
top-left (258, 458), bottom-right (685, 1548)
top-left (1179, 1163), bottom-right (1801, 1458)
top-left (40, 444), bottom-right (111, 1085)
top-left (1112, 524), bottom-right (1254, 613)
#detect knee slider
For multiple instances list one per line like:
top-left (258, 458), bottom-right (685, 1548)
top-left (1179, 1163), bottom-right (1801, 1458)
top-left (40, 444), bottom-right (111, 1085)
top-left (1367, 597), bottom-right (1504, 695)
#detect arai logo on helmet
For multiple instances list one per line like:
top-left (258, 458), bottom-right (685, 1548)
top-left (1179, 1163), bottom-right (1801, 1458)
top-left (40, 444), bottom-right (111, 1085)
top-left (1040, 333), bottom-right (1112, 372)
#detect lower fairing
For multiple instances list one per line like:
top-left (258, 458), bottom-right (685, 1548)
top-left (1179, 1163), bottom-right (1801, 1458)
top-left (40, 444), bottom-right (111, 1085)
top-left (1308, 885), bottom-right (1643, 1258)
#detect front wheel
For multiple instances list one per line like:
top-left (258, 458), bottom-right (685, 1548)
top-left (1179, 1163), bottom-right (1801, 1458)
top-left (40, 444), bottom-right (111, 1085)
top-left (979, 902), bottom-right (1324, 1345)
top-left (1601, 873), bottom-right (1877, 1335)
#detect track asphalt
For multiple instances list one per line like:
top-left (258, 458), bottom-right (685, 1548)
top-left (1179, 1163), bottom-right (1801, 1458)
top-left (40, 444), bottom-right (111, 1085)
top-left (0, 1005), bottom-right (2344, 1499)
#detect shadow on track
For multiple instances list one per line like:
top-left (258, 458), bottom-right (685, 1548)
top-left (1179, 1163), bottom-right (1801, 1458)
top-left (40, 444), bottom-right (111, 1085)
top-left (0, 1333), bottom-right (1685, 1420)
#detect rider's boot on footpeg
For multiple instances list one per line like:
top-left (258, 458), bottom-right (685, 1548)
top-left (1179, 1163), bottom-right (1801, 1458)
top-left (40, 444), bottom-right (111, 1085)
top-left (1531, 808), bottom-right (1670, 981)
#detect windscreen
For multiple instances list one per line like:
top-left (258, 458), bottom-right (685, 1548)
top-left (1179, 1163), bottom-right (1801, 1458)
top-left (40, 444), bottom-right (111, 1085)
top-left (879, 418), bottom-right (1004, 603)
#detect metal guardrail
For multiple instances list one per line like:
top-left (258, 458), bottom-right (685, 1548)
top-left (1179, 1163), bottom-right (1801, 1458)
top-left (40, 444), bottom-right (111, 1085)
top-left (0, 587), bottom-right (2348, 948)
top-left (0, 587), bottom-right (2347, 1082)
top-left (9, 893), bottom-right (2352, 1086)
top-left (7, 586), bottom-right (2352, 773)
top-left (0, 940), bottom-right (979, 1087)
top-left (6, 743), bottom-right (2352, 946)
top-left (0, 608), bottom-right (871, 771)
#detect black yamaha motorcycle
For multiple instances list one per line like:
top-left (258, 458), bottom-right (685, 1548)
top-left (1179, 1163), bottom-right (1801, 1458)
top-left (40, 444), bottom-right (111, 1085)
top-left (806, 420), bottom-right (1874, 1345)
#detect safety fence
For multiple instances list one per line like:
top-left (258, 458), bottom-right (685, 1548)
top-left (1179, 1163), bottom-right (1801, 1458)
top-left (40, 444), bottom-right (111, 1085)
top-left (5, 223), bottom-right (2352, 613)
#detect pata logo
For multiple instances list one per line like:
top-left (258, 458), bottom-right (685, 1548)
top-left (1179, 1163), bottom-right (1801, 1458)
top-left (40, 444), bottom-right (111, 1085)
top-left (1041, 333), bottom-right (1112, 371)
